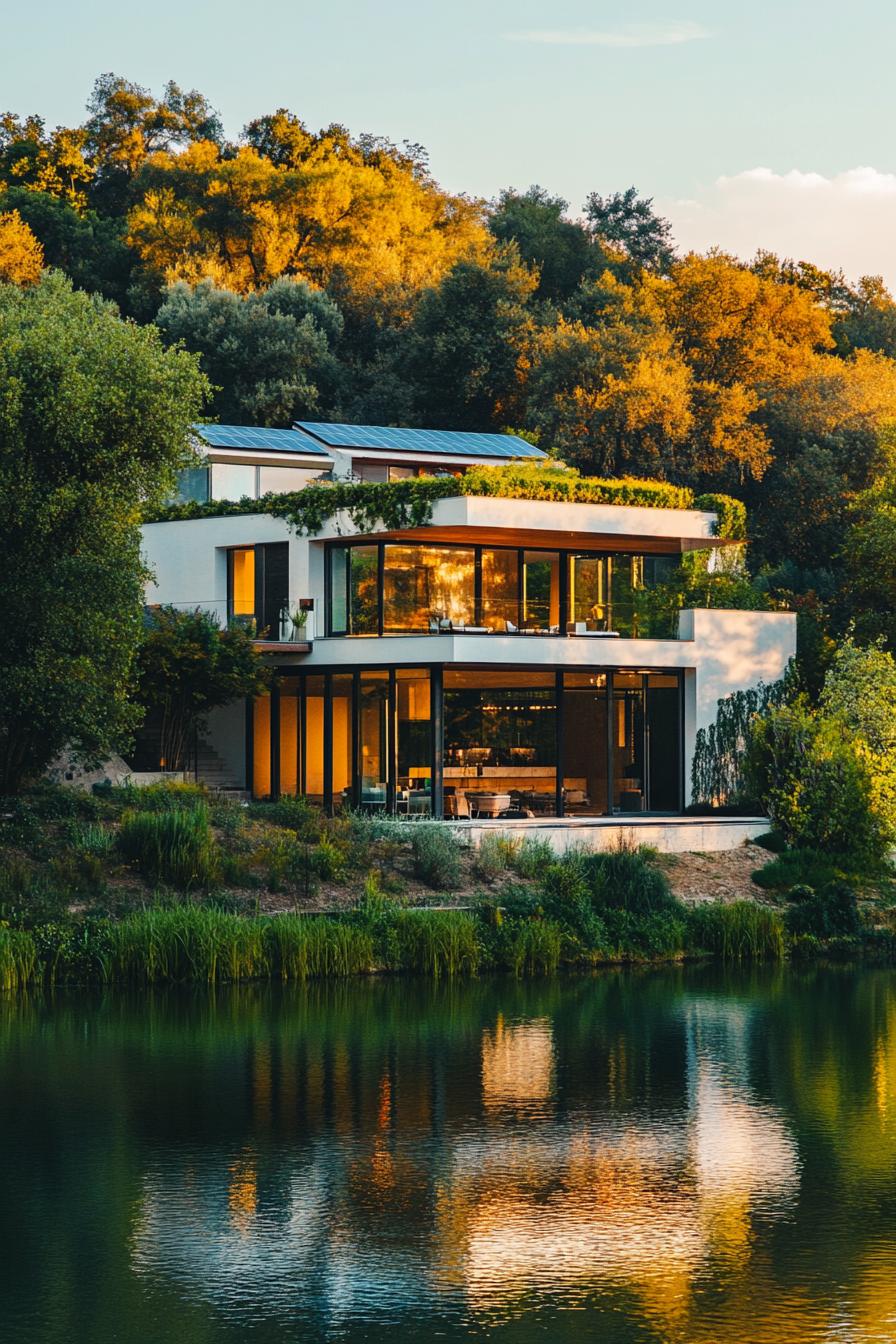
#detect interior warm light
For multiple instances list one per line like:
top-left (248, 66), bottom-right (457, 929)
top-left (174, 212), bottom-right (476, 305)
top-left (231, 548), bottom-right (255, 615)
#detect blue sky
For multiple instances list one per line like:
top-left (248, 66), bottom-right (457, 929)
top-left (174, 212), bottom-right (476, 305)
top-left (4, 0), bottom-right (896, 282)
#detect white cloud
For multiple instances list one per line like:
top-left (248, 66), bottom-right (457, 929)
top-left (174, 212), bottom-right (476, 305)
top-left (664, 167), bottom-right (896, 289)
top-left (505, 21), bottom-right (709, 48)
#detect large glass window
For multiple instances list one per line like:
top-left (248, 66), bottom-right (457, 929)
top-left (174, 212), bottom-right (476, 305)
top-left (647, 673), bottom-right (681, 811)
top-left (278, 677), bottom-right (300, 796)
top-left (331, 674), bottom-right (354, 810)
top-left (612, 672), bottom-right (646, 812)
top-left (259, 466), bottom-right (326, 495)
top-left (229, 548), bottom-right (255, 618)
top-left (383, 545), bottom-right (474, 632)
top-left (444, 670), bottom-right (557, 818)
top-left (562, 672), bottom-right (609, 814)
top-left (397, 669), bottom-right (431, 812)
top-left (481, 549), bottom-right (519, 631)
top-left (304, 675), bottom-right (325, 804)
top-left (252, 695), bottom-right (272, 798)
top-left (359, 672), bottom-right (389, 809)
top-left (330, 545), bottom-right (379, 635)
top-left (522, 551), bottom-right (560, 632)
top-left (568, 555), bottom-right (609, 633)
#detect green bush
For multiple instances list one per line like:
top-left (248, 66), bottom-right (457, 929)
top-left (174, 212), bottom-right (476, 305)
top-left (752, 848), bottom-right (847, 891)
top-left (109, 780), bottom-right (210, 812)
top-left (410, 825), bottom-right (463, 890)
top-left (686, 901), bottom-right (785, 960)
top-left (509, 836), bottom-right (555, 878)
top-left (755, 829), bottom-right (787, 853)
top-left (247, 795), bottom-right (322, 839)
top-left (473, 832), bottom-right (509, 881)
top-left (495, 917), bottom-right (563, 976)
top-left (108, 906), bottom-right (265, 983)
top-left (538, 855), bottom-right (606, 951)
top-left (118, 806), bottom-right (219, 890)
top-left (602, 907), bottom-right (686, 958)
top-left (784, 881), bottom-right (862, 939)
top-left (582, 848), bottom-right (679, 916)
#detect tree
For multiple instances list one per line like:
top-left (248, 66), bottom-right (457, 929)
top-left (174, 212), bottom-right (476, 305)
top-left (154, 278), bottom-right (343, 423)
top-left (584, 186), bottom-right (676, 273)
top-left (136, 607), bottom-right (269, 771)
top-left (404, 250), bottom-right (536, 430)
top-left (0, 113), bottom-right (93, 210)
top-left (83, 73), bottom-right (224, 215)
top-left (489, 186), bottom-right (599, 301)
top-left (0, 187), bottom-right (135, 305)
top-left (842, 480), bottom-right (896, 650)
top-left (0, 209), bottom-right (43, 284)
top-left (0, 272), bottom-right (207, 793)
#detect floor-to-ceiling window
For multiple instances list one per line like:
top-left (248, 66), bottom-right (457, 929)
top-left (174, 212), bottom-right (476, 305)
top-left (443, 670), bottom-right (558, 817)
top-left (383, 545), bottom-right (475, 631)
top-left (249, 665), bottom-right (681, 815)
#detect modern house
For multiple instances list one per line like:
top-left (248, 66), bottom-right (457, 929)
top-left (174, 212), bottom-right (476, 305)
top-left (141, 421), bottom-right (796, 843)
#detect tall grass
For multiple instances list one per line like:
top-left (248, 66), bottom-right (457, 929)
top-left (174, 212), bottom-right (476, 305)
top-left (0, 927), bottom-right (37, 991)
top-left (686, 901), bottom-right (785, 961)
top-left (118, 806), bottom-right (218, 890)
top-left (500, 919), bottom-right (562, 977)
top-left (265, 916), bottom-right (373, 979)
top-left (394, 910), bottom-right (479, 977)
top-left (107, 907), bottom-right (264, 983)
top-left (410, 826), bottom-right (463, 890)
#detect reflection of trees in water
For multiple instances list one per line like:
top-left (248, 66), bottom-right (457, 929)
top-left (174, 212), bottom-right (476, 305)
top-left (2, 971), bottom-right (896, 1341)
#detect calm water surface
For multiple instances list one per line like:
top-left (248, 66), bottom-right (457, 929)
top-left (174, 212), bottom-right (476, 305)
top-left (3, 967), bottom-right (896, 1343)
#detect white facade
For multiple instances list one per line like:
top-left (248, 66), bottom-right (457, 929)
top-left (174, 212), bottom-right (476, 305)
top-left (141, 492), bottom-right (796, 810)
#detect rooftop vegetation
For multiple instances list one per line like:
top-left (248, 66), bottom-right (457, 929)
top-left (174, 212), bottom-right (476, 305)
top-left (144, 461), bottom-right (748, 540)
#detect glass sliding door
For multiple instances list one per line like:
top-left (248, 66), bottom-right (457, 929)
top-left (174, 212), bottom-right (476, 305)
top-left (252, 694), bottom-right (272, 798)
top-left (331, 674), bottom-right (354, 811)
top-left (612, 672), bottom-right (646, 812)
top-left (568, 556), bottom-right (609, 633)
top-left (304, 675), bottom-right (325, 805)
top-left (562, 673), bottom-right (609, 814)
top-left (278, 677), bottom-right (300, 796)
top-left (481, 549), bottom-right (519, 631)
top-left (396, 669), bottom-right (431, 812)
top-left (646, 673), bottom-right (681, 811)
top-left (522, 551), bottom-right (560, 632)
top-left (359, 672), bottom-right (389, 810)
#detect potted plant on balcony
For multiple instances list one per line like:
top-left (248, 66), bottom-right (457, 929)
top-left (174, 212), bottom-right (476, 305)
top-left (290, 607), bottom-right (309, 642)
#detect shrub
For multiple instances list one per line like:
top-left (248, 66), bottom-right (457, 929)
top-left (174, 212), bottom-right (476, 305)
top-left (393, 910), bottom-right (479, 977)
top-left (602, 907), bottom-right (686, 958)
top-left (473, 832), bottom-right (509, 882)
top-left (247, 795), bottom-right (322, 839)
top-left (746, 702), bottom-right (893, 869)
top-left (108, 906), bottom-right (265, 983)
top-left (509, 836), bottom-right (555, 878)
top-left (784, 881), bottom-right (862, 939)
top-left (311, 836), bottom-right (347, 881)
top-left (582, 848), bottom-right (679, 916)
top-left (755, 829), bottom-right (787, 853)
top-left (410, 825), bottom-right (463, 890)
top-left (686, 901), bottom-right (785, 960)
top-left (538, 855), bottom-right (605, 951)
top-left (111, 780), bottom-right (210, 812)
top-left (752, 848), bottom-right (847, 891)
top-left (118, 805), bottom-right (219, 890)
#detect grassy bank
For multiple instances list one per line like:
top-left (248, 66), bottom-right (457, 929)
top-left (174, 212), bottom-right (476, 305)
top-left (1, 782), bottom-right (893, 989)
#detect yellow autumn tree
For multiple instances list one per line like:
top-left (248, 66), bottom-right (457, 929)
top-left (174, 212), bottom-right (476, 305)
top-left (0, 209), bottom-right (43, 285)
top-left (127, 135), bottom-right (488, 307)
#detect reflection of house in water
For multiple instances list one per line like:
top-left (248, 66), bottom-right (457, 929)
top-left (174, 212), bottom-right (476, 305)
top-left (128, 996), bottom-right (801, 1334)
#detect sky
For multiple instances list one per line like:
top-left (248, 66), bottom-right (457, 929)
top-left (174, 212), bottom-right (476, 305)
top-left (4, 0), bottom-right (896, 285)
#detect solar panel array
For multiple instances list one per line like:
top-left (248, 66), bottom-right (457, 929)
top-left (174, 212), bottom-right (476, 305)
top-left (295, 421), bottom-right (547, 459)
top-left (193, 424), bottom-right (332, 456)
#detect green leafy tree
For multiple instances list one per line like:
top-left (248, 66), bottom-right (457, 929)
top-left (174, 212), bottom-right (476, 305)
top-left (0, 187), bottom-right (135, 306)
top-left (0, 271), bottom-right (207, 793)
top-left (405, 250), bottom-right (535, 430)
top-left (136, 607), bottom-right (270, 771)
top-left (154, 278), bottom-right (343, 424)
top-left (584, 186), bottom-right (676, 273)
top-left (489, 186), bottom-right (600, 301)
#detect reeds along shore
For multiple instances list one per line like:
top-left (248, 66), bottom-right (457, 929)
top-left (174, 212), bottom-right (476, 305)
top-left (0, 898), bottom-right (792, 991)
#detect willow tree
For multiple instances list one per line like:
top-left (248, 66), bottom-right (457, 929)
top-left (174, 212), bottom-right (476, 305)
top-left (0, 271), bottom-right (207, 792)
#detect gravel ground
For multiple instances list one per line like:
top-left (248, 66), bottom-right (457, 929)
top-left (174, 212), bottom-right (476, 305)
top-left (663, 843), bottom-right (774, 906)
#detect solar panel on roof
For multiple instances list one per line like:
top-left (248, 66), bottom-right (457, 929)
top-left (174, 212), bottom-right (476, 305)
top-left (294, 421), bottom-right (546, 459)
top-left (193, 424), bottom-right (332, 456)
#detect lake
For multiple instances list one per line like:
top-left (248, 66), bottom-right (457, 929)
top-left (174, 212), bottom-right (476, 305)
top-left (2, 967), bottom-right (896, 1343)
